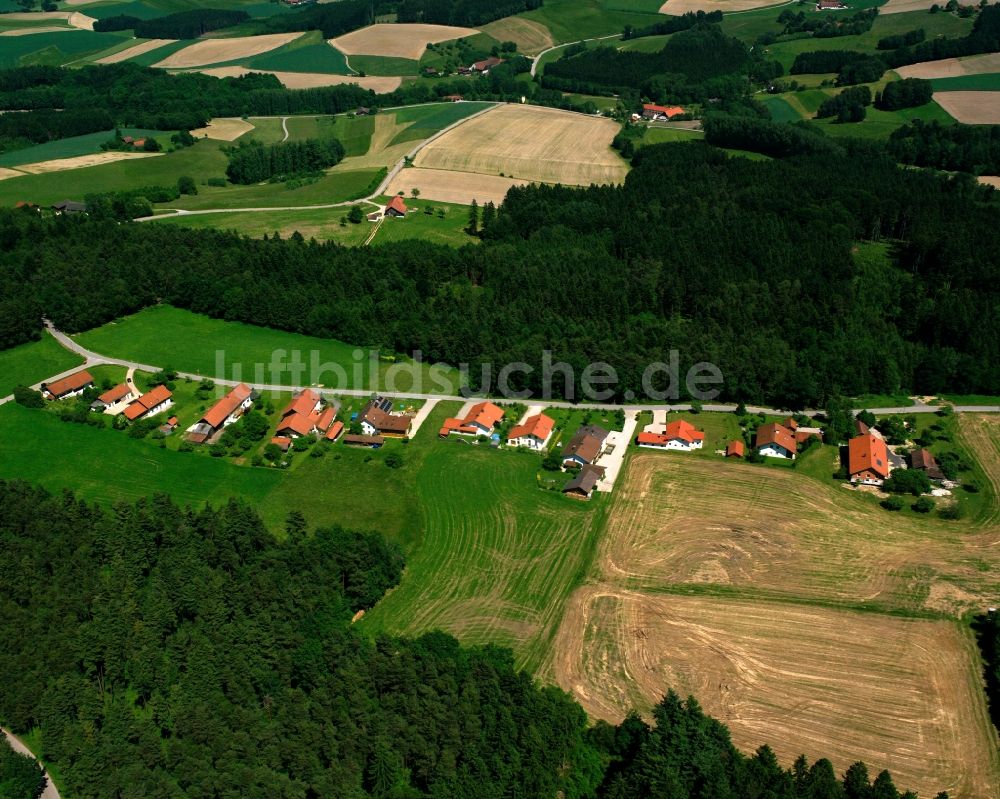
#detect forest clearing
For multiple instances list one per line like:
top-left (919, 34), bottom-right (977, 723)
top-left (413, 104), bottom-right (629, 186)
top-left (329, 23), bottom-right (480, 60)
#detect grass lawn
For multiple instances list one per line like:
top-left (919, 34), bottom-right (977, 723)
top-left (244, 116), bottom-right (287, 144)
top-left (618, 33), bottom-right (671, 53)
top-left (809, 101), bottom-right (954, 139)
top-left (388, 101), bottom-right (497, 146)
top-left (941, 394), bottom-right (1000, 406)
top-left (641, 126), bottom-right (703, 145)
top-left (0, 128), bottom-right (171, 169)
top-left (73, 304), bottom-right (463, 395)
top-left (0, 334), bottom-right (84, 398)
top-left (360, 437), bottom-right (610, 671)
top-left (561, 92), bottom-right (620, 111)
top-left (0, 30), bottom-right (130, 68)
top-left (347, 54), bottom-right (420, 76)
top-left (852, 393), bottom-right (917, 408)
top-left (284, 114), bottom-right (375, 155)
top-left (931, 73), bottom-right (1000, 92)
top-left (119, 39), bottom-right (191, 67)
top-left (370, 198), bottom-right (477, 247)
top-left (247, 32), bottom-right (353, 75)
top-left (151, 206), bottom-right (374, 244)
top-left (159, 167), bottom-right (384, 210)
top-left (521, 0), bottom-right (661, 44)
top-left (762, 95), bottom-right (802, 122)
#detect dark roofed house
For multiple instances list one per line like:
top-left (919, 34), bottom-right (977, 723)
top-left (359, 396), bottom-right (412, 437)
top-left (563, 464), bottom-right (605, 500)
top-left (909, 448), bottom-right (945, 481)
top-left (563, 425), bottom-right (609, 468)
top-left (52, 200), bottom-right (87, 214)
top-left (343, 433), bottom-right (384, 448)
top-left (471, 57), bottom-right (503, 73)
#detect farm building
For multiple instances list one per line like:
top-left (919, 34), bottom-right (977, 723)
top-left (817, 0), bottom-right (847, 8)
top-left (443, 94), bottom-right (464, 102)
top-left (325, 420), bottom-right (345, 441)
top-left (385, 196), bottom-right (408, 218)
top-left (187, 383), bottom-right (255, 443)
top-left (795, 426), bottom-right (824, 445)
top-left (507, 413), bottom-right (554, 450)
top-left (42, 370), bottom-right (94, 400)
top-left (909, 448), bottom-right (945, 481)
top-left (563, 464), bottom-right (605, 500)
top-left (282, 389), bottom-right (322, 419)
top-left (271, 436), bottom-right (292, 452)
top-left (755, 422), bottom-right (797, 459)
top-left (848, 433), bottom-right (891, 485)
top-left (641, 103), bottom-right (686, 121)
top-left (440, 401), bottom-right (505, 438)
top-left (726, 440), bottom-right (745, 458)
top-left (122, 384), bottom-right (173, 422)
top-left (90, 382), bottom-right (137, 412)
top-left (51, 200), bottom-right (87, 215)
top-left (563, 425), bottom-right (608, 468)
top-left (636, 419), bottom-right (705, 451)
top-left (367, 210), bottom-right (382, 222)
top-left (470, 57), bottom-right (503, 73)
top-left (854, 418), bottom-right (884, 439)
top-left (344, 433), bottom-right (384, 448)
top-left (276, 389), bottom-right (336, 438)
top-left (360, 396), bottom-right (413, 438)
top-left (158, 416), bottom-right (179, 435)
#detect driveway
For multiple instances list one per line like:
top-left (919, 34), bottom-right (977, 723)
top-left (407, 398), bottom-right (439, 438)
top-left (595, 410), bottom-right (638, 493)
top-left (643, 409), bottom-right (666, 434)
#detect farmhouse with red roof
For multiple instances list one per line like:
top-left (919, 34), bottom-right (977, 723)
top-left (385, 196), bottom-right (408, 218)
top-left (42, 370), bottom-right (94, 400)
top-left (641, 103), bottom-right (686, 121)
top-left (848, 433), bottom-right (890, 485)
top-left (122, 384), bottom-right (173, 422)
top-left (187, 383), bottom-right (255, 443)
top-left (440, 401), bottom-right (505, 438)
top-left (726, 440), bottom-right (745, 458)
top-left (507, 413), bottom-right (554, 450)
top-left (636, 419), bottom-right (705, 451)
top-left (755, 422), bottom-right (797, 459)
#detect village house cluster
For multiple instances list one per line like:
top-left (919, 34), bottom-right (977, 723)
top-left (44, 369), bottom-right (176, 427)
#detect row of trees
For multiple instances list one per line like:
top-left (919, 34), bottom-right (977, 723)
top-left (887, 119), bottom-right (1000, 174)
top-left (395, 0), bottom-right (543, 27)
top-left (876, 77), bottom-right (933, 111)
top-left (816, 85), bottom-right (871, 121)
top-left (0, 108), bottom-right (113, 155)
top-left (93, 8), bottom-right (250, 38)
top-left (777, 7), bottom-right (878, 39)
top-left (0, 481), bottom-right (931, 797)
top-left (225, 137), bottom-right (346, 184)
top-left (621, 10), bottom-right (722, 40)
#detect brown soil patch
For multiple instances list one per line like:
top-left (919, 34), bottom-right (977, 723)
top-left (897, 52), bottom-right (1000, 79)
top-left (17, 151), bottom-right (163, 174)
top-left (330, 23), bottom-right (478, 60)
top-left (153, 32), bottom-right (304, 69)
top-left (934, 91), bottom-right (1000, 124)
top-left (414, 104), bottom-right (629, 186)
top-left (192, 66), bottom-right (402, 92)
top-left (386, 167), bottom-right (528, 205)
top-left (980, 176), bottom-right (1000, 188)
top-left (480, 17), bottom-right (553, 56)
top-left (550, 589), bottom-right (999, 799)
top-left (0, 167), bottom-right (26, 181)
top-left (189, 117), bottom-right (255, 141)
top-left (658, 0), bottom-right (783, 12)
top-left (95, 38), bottom-right (176, 64)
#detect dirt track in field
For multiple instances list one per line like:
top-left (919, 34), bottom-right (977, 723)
top-left (95, 39), bottom-right (177, 64)
top-left (386, 167), bottom-right (528, 205)
top-left (330, 23), bottom-right (478, 60)
top-left (152, 32), bottom-right (304, 69)
top-left (933, 91), bottom-right (1000, 124)
top-left (414, 104), bottom-right (628, 186)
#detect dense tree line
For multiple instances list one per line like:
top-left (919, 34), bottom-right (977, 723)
top-left (887, 119), bottom-right (1000, 174)
top-left (2, 138), bottom-right (999, 403)
top-left (621, 10), bottom-right (722, 41)
top-left (225, 137), bottom-right (345, 184)
top-left (881, 4), bottom-right (1000, 68)
top-left (0, 108), bottom-right (114, 155)
top-left (973, 612), bottom-right (1000, 735)
top-left (395, 0), bottom-right (543, 27)
top-left (790, 49), bottom-right (867, 74)
top-left (0, 481), bottom-right (926, 797)
top-left (777, 7), bottom-right (877, 39)
top-left (260, 0), bottom-right (373, 38)
top-left (93, 8), bottom-right (250, 37)
top-left (877, 27), bottom-right (925, 50)
top-left (836, 55), bottom-right (888, 86)
top-left (875, 77), bottom-right (932, 111)
top-left (0, 739), bottom-right (44, 799)
top-left (816, 85), bottom-right (871, 122)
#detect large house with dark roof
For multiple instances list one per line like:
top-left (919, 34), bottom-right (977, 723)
top-left (562, 425), bottom-right (608, 468)
top-left (909, 448), bottom-right (944, 481)
top-left (755, 422), bottom-right (797, 459)
top-left (359, 396), bottom-right (413, 438)
top-left (563, 464), bottom-right (605, 500)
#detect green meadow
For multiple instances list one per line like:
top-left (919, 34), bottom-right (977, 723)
top-left (150, 206), bottom-right (375, 244)
top-left (0, 30), bottom-right (129, 68)
top-left (73, 304), bottom-right (463, 394)
top-left (284, 114), bottom-right (375, 155)
top-left (0, 129), bottom-right (170, 168)
top-left (246, 31), bottom-right (353, 74)
top-left (370, 198), bottom-right (477, 247)
top-left (0, 334), bottom-right (84, 398)
top-left (931, 73), bottom-right (1000, 91)
top-left (520, 0), bottom-right (661, 44)
top-left (388, 102), bottom-right (496, 145)
top-left (346, 54), bottom-right (420, 76)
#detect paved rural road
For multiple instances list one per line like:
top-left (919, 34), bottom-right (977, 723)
top-left (530, 34), bottom-right (621, 78)
top-left (39, 323), bottom-right (1000, 416)
top-left (1, 727), bottom-right (60, 799)
top-left (138, 103), bottom-right (502, 223)
top-left (280, 116), bottom-right (289, 143)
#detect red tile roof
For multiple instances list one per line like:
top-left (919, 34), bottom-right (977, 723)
top-left (726, 440), bottom-right (745, 457)
top-left (386, 195), bottom-right (407, 215)
top-left (167, 416), bottom-right (178, 426)
top-left (642, 103), bottom-right (686, 117)
top-left (508, 413), bottom-right (554, 443)
top-left (325, 420), bottom-right (344, 441)
top-left (122, 385), bottom-right (172, 420)
top-left (637, 431), bottom-right (669, 446)
top-left (277, 412), bottom-right (315, 437)
top-left (472, 57), bottom-right (503, 70)
top-left (665, 419), bottom-right (705, 444)
top-left (465, 401), bottom-right (504, 430)
top-left (848, 433), bottom-right (889, 479)
top-left (202, 383), bottom-right (252, 429)
top-left (98, 383), bottom-right (133, 404)
top-left (271, 436), bottom-right (292, 452)
top-left (316, 406), bottom-right (336, 431)
top-left (755, 422), bottom-right (797, 455)
top-left (44, 370), bottom-right (94, 398)
top-left (282, 389), bottom-right (321, 419)
top-left (782, 417), bottom-right (799, 431)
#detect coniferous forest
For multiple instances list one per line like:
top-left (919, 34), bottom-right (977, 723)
top-left (0, 481), bottom-right (925, 798)
top-left (1, 142), bottom-right (997, 405)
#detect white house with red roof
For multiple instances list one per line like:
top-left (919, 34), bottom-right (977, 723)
top-left (641, 103), bottom-right (686, 121)
top-left (122, 384), bottom-right (173, 422)
top-left (385, 196), bottom-right (408, 218)
top-left (439, 401), bottom-right (505, 438)
top-left (507, 413), bottom-right (554, 451)
top-left (636, 419), bottom-right (705, 451)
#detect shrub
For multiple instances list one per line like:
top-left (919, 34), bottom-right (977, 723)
top-left (209, 443), bottom-right (227, 457)
top-left (913, 496), bottom-right (936, 513)
top-left (385, 452), bottom-right (403, 469)
top-left (881, 495), bottom-right (904, 511)
top-left (12, 385), bottom-right (44, 408)
top-left (883, 469), bottom-right (931, 496)
top-left (938, 504), bottom-right (962, 520)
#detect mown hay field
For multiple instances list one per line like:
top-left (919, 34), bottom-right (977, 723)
top-left (933, 91), bottom-right (1000, 123)
top-left (329, 22), bottom-right (478, 60)
top-left (413, 104), bottom-right (629, 186)
top-left (195, 68), bottom-right (401, 92)
top-left (95, 38), bottom-right (176, 64)
top-left (479, 16), bottom-right (553, 55)
top-left (190, 117), bottom-right (255, 141)
top-left (550, 590), bottom-right (999, 799)
top-left (897, 52), bottom-right (1000, 79)
top-left (386, 167), bottom-right (527, 205)
top-left (153, 31), bottom-right (304, 68)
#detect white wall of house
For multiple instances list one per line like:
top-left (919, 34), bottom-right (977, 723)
top-left (666, 438), bottom-right (702, 451)
top-left (509, 432), bottom-right (549, 450)
top-left (146, 398), bottom-right (173, 418)
top-left (758, 443), bottom-right (794, 459)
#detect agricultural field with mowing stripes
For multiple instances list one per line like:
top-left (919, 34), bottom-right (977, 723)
top-left (359, 439), bottom-right (610, 672)
top-left (519, 0), bottom-right (662, 44)
top-left (0, 29), bottom-right (128, 68)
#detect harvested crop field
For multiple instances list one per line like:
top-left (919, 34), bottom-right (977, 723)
top-left (190, 117), bottom-right (255, 141)
top-left (658, 0), bottom-right (780, 12)
top-left (880, 0), bottom-right (941, 13)
top-left (194, 66), bottom-right (402, 91)
top-left (958, 413), bottom-right (1000, 527)
top-left (550, 591), bottom-right (999, 798)
top-left (0, 25), bottom-right (69, 36)
top-left (897, 52), bottom-right (1000, 79)
top-left (0, 167), bottom-right (24, 181)
top-left (933, 91), bottom-right (1000, 123)
top-left (95, 38), bottom-right (176, 64)
top-left (2, 11), bottom-right (95, 30)
top-left (153, 32), bottom-right (304, 69)
top-left (413, 104), bottom-right (629, 186)
top-left (329, 23), bottom-right (478, 60)
top-left (15, 151), bottom-right (163, 174)
top-left (386, 167), bottom-right (527, 205)
top-left (480, 17), bottom-right (553, 55)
